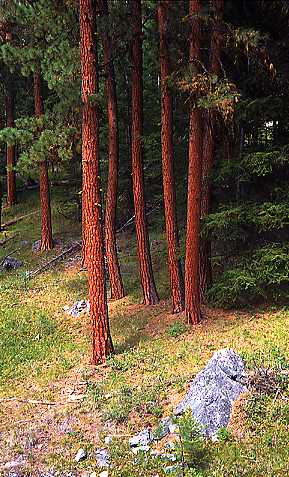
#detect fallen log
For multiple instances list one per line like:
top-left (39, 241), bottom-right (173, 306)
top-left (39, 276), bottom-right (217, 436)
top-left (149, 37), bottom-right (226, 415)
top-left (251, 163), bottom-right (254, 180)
top-left (27, 241), bottom-right (81, 278)
top-left (2, 210), bottom-right (38, 229)
top-left (0, 235), bottom-right (16, 247)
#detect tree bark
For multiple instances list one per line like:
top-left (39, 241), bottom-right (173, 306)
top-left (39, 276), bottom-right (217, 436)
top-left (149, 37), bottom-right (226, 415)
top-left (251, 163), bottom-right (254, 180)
top-left (98, 0), bottom-right (125, 300)
top-left (130, 0), bottom-right (159, 305)
top-left (34, 70), bottom-right (53, 252)
top-left (5, 92), bottom-right (16, 206)
top-left (185, 0), bottom-right (203, 325)
top-left (80, 0), bottom-right (113, 364)
top-left (200, 0), bottom-right (224, 298)
top-left (157, 0), bottom-right (184, 313)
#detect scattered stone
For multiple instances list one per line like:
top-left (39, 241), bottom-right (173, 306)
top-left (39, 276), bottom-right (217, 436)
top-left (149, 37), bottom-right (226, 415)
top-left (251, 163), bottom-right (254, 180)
top-left (66, 300), bottom-right (90, 318)
top-left (168, 422), bottom-right (177, 434)
top-left (53, 238), bottom-right (63, 247)
top-left (95, 448), bottom-right (110, 468)
top-left (32, 240), bottom-right (41, 252)
top-left (75, 448), bottom-right (87, 462)
top-left (1, 256), bottom-right (22, 271)
top-left (129, 428), bottom-right (153, 448)
top-left (175, 348), bottom-right (247, 437)
top-left (4, 458), bottom-right (25, 469)
top-left (99, 471), bottom-right (109, 477)
top-left (131, 444), bottom-right (150, 454)
top-left (104, 435), bottom-right (112, 445)
top-left (152, 417), bottom-right (172, 441)
top-left (164, 464), bottom-right (183, 475)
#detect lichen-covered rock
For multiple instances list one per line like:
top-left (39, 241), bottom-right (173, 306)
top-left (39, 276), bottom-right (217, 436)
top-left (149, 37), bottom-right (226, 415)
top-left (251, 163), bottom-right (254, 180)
top-left (175, 348), bottom-right (247, 437)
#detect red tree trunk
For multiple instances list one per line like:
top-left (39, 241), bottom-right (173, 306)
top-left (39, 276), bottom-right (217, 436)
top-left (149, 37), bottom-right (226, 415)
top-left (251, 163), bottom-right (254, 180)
top-left (130, 0), bottom-right (159, 305)
top-left (5, 92), bottom-right (16, 206)
top-left (34, 70), bottom-right (53, 252)
top-left (200, 0), bottom-right (224, 298)
top-left (157, 0), bottom-right (184, 313)
top-left (98, 0), bottom-right (125, 300)
top-left (185, 0), bottom-right (203, 325)
top-left (80, 0), bottom-right (113, 364)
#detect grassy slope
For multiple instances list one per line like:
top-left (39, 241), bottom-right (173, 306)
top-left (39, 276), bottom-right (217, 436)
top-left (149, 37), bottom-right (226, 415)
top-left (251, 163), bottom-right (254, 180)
top-left (0, 189), bottom-right (288, 476)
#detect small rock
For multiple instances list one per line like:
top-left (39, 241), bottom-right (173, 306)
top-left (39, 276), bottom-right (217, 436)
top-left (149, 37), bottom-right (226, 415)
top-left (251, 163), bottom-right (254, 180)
top-left (66, 300), bottom-right (90, 318)
top-left (164, 464), bottom-right (183, 475)
top-left (104, 435), bottom-right (112, 445)
top-left (131, 444), bottom-right (150, 454)
top-left (95, 448), bottom-right (109, 467)
top-left (1, 256), bottom-right (22, 271)
top-left (168, 423), bottom-right (177, 434)
top-left (32, 240), bottom-right (41, 252)
top-left (152, 417), bottom-right (172, 441)
top-left (75, 448), bottom-right (87, 462)
top-left (99, 471), bottom-right (108, 477)
top-left (129, 428), bottom-right (152, 448)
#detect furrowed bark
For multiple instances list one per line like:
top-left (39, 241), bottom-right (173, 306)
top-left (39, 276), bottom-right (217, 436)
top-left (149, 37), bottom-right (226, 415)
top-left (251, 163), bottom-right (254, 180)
top-left (80, 0), bottom-right (114, 364)
top-left (98, 0), bottom-right (125, 300)
top-left (185, 0), bottom-right (203, 325)
top-left (200, 0), bottom-right (224, 298)
top-left (157, 0), bottom-right (184, 313)
top-left (34, 70), bottom-right (53, 252)
top-left (5, 92), bottom-right (16, 206)
top-left (130, 0), bottom-right (159, 305)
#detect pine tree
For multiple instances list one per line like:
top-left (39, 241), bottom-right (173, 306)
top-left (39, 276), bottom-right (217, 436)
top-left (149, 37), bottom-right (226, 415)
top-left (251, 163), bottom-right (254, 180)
top-left (200, 0), bottom-right (224, 298)
top-left (157, 0), bottom-right (184, 313)
top-left (98, 0), bottom-right (125, 300)
top-left (130, 0), bottom-right (159, 305)
top-left (3, 26), bottom-right (16, 206)
top-left (185, 0), bottom-right (203, 324)
top-left (34, 69), bottom-right (53, 252)
top-left (5, 86), bottom-right (16, 206)
top-left (79, 0), bottom-right (113, 364)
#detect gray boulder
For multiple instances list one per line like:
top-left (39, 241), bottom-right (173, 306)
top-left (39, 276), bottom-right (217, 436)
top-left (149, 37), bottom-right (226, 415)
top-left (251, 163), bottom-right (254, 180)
top-left (175, 348), bottom-right (247, 437)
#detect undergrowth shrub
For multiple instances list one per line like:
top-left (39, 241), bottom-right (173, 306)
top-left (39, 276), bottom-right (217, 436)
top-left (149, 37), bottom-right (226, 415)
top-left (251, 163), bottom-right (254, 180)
top-left (208, 244), bottom-right (289, 307)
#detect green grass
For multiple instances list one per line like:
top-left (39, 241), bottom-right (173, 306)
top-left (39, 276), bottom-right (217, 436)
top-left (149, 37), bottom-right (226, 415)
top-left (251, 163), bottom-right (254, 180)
top-left (0, 188), bottom-right (288, 475)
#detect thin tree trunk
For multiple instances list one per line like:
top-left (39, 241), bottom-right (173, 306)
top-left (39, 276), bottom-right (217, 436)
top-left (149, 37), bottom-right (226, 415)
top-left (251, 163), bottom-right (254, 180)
top-left (157, 0), bottom-right (184, 313)
top-left (200, 0), bottom-right (224, 298)
top-left (98, 0), bottom-right (125, 300)
top-left (34, 70), bottom-right (53, 252)
top-left (80, 0), bottom-right (113, 364)
top-left (130, 0), bottom-right (159, 305)
top-left (185, 0), bottom-right (203, 325)
top-left (5, 92), bottom-right (16, 206)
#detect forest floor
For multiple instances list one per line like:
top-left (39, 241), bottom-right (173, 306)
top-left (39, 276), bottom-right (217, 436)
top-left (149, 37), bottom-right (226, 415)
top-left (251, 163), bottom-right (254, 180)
top-left (0, 188), bottom-right (288, 477)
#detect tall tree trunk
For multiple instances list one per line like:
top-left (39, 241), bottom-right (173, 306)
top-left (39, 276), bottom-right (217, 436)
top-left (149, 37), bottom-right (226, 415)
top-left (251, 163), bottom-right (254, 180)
top-left (98, 0), bottom-right (125, 300)
top-left (5, 92), bottom-right (16, 206)
top-left (5, 27), bottom-right (16, 207)
top-left (200, 0), bottom-right (224, 298)
top-left (80, 0), bottom-right (113, 364)
top-left (130, 0), bottom-right (159, 305)
top-left (185, 0), bottom-right (203, 325)
top-left (157, 0), bottom-right (184, 313)
top-left (34, 70), bottom-right (53, 252)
